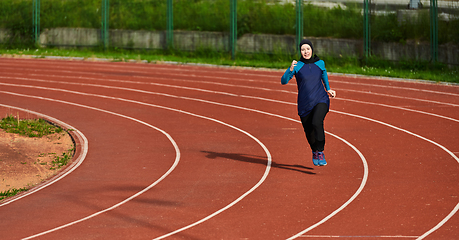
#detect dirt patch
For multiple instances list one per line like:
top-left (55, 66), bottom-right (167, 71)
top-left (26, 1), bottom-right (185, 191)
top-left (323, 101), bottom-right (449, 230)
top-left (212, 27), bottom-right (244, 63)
top-left (0, 128), bottom-right (74, 192)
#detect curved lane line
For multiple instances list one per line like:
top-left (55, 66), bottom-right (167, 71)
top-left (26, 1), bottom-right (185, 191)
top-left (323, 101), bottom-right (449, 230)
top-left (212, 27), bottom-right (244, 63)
top-left (335, 98), bottom-right (459, 123)
top-left (328, 110), bottom-right (459, 240)
top-left (3, 70), bottom-right (459, 105)
top-left (2, 61), bottom-right (458, 236)
top-left (0, 91), bottom-right (272, 240)
top-left (0, 104), bottom-right (88, 207)
top-left (335, 88), bottom-right (459, 107)
top-left (0, 86), bottom-right (364, 239)
top-left (330, 79), bottom-right (459, 97)
top-left (286, 132), bottom-right (368, 240)
top-left (3, 80), bottom-right (457, 238)
top-left (0, 94), bottom-right (182, 239)
top-left (2, 62), bottom-right (459, 99)
top-left (417, 203), bottom-right (459, 240)
top-left (333, 110), bottom-right (459, 163)
top-left (1, 78), bottom-right (459, 123)
top-left (288, 108), bottom-right (459, 239)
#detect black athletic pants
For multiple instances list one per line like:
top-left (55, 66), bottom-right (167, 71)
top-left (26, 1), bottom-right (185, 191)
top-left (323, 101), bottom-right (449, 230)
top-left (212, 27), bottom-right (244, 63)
top-left (300, 103), bottom-right (329, 152)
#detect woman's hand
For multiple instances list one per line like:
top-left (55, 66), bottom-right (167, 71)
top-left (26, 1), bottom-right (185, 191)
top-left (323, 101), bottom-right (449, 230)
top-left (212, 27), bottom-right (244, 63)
top-left (290, 60), bottom-right (297, 71)
top-left (327, 89), bottom-right (336, 98)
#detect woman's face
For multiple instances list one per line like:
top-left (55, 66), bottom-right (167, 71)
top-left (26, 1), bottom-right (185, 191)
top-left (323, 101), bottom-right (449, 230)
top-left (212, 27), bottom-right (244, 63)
top-left (301, 44), bottom-right (313, 60)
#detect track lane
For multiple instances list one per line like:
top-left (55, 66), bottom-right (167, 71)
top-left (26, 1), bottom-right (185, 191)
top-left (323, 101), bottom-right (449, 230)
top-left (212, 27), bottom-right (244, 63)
top-left (1, 58), bottom-right (458, 239)
top-left (0, 88), bottom-right (277, 239)
top-left (0, 92), bottom-right (183, 239)
top-left (1, 71), bottom-right (457, 154)
top-left (0, 104), bottom-right (89, 207)
top-left (0, 83), bottom-right (366, 239)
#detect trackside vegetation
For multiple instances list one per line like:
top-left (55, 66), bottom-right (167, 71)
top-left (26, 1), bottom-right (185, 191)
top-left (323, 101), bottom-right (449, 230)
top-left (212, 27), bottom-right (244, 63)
top-left (0, 115), bottom-right (63, 138)
top-left (0, 116), bottom-right (74, 200)
top-left (0, 187), bottom-right (28, 201)
top-left (1, 0), bottom-right (458, 45)
top-left (0, 0), bottom-right (458, 83)
top-left (1, 48), bottom-right (458, 83)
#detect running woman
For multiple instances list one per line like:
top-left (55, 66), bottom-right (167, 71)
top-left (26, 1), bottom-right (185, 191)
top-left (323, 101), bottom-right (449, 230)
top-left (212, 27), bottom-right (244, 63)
top-left (281, 39), bottom-right (336, 166)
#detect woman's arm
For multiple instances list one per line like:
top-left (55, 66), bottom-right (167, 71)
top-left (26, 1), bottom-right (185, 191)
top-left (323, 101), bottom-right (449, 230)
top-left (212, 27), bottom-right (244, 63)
top-left (281, 60), bottom-right (297, 85)
top-left (316, 60), bottom-right (336, 98)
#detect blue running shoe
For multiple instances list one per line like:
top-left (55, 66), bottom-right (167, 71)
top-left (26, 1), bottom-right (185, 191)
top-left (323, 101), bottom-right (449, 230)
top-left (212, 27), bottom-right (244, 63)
top-left (312, 151), bottom-right (319, 166)
top-left (317, 152), bottom-right (327, 166)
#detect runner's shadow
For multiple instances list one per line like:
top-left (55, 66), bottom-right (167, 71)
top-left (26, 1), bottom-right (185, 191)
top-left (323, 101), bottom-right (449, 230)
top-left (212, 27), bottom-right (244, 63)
top-left (201, 151), bottom-right (315, 175)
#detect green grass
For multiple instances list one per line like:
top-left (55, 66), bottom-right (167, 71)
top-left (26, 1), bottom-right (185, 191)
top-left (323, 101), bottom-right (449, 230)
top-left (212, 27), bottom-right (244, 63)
top-left (0, 187), bottom-right (29, 201)
top-left (50, 148), bottom-right (75, 170)
top-left (1, 47), bottom-right (458, 84)
top-left (1, 0), bottom-right (457, 83)
top-left (0, 115), bottom-right (74, 201)
top-left (325, 55), bottom-right (459, 84)
top-left (0, 115), bottom-right (64, 138)
top-left (1, 0), bottom-right (458, 48)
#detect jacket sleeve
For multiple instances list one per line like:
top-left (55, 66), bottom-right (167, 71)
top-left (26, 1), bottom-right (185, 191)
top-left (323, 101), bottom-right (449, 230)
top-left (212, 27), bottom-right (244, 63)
top-left (315, 60), bottom-right (331, 91)
top-left (281, 67), bottom-right (295, 85)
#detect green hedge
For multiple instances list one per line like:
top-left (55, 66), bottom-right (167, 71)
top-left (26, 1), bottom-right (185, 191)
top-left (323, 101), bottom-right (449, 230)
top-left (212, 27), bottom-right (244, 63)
top-left (1, 0), bottom-right (458, 48)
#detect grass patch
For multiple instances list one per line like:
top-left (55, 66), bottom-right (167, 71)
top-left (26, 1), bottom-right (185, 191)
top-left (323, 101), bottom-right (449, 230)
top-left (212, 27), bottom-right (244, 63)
top-left (50, 148), bottom-right (75, 170)
top-left (0, 115), bottom-right (74, 201)
top-left (0, 115), bottom-right (75, 170)
top-left (0, 115), bottom-right (64, 138)
top-left (325, 56), bottom-right (459, 84)
top-left (0, 187), bottom-right (29, 201)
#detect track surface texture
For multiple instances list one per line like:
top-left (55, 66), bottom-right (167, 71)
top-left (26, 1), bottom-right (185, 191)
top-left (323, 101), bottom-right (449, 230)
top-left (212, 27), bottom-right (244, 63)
top-left (0, 58), bottom-right (458, 240)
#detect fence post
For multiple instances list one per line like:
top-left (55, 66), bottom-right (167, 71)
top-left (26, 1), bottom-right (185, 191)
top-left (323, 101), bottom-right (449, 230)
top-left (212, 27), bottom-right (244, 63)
top-left (363, 0), bottom-right (371, 62)
top-left (32, 0), bottom-right (40, 45)
top-left (230, 0), bottom-right (237, 60)
top-left (430, 0), bottom-right (438, 63)
top-left (166, 0), bottom-right (173, 49)
top-left (296, 0), bottom-right (303, 58)
top-left (101, 0), bottom-right (109, 49)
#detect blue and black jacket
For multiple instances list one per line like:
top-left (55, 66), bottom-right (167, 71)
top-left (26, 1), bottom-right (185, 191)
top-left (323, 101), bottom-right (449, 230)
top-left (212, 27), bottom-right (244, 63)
top-left (281, 60), bottom-right (331, 117)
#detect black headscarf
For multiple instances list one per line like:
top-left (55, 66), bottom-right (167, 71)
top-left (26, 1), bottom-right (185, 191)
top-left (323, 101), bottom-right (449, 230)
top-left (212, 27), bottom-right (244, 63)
top-left (299, 39), bottom-right (320, 64)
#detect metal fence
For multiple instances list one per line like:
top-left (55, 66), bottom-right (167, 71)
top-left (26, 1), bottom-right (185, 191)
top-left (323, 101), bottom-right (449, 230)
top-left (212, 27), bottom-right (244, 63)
top-left (2, 0), bottom-right (458, 64)
top-left (365, 0), bottom-right (446, 63)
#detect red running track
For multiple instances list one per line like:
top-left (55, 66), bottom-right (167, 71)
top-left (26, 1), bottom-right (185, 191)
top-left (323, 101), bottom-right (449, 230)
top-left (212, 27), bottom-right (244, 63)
top-left (0, 58), bottom-right (458, 240)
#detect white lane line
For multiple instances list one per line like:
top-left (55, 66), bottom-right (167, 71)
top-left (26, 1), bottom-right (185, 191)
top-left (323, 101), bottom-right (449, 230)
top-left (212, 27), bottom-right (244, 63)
top-left (60, 81), bottom-right (456, 238)
top-left (2, 60), bottom-right (458, 99)
top-left (287, 132), bottom-right (368, 240)
top-left (3, 60), bottom-right (457, 236)
top-left (3, 69), bottom-right (457, 104)
top-left (335, 88), bottom-right (459, 107)
top-left (2, 76), bottom-right (459, 123)
top-left (0, 104), bottom-right (88, 207)
top-left (0, 76), bottom-right (240, 97)
top-left (0, 95), bottom-right (182, 239)
top-left (0, 90), bottom-right (272, 240)
top-left (152, 147), bottom-right (272, 238)
top-left (242, 93), bottom-right (459, 123)
top-left (300, 235), bottom-right (418, 238)
top-left (2, 62), bottom-right (459, 98)
top-left (289, 108), bottom-right (459, 239)
top-left (0, 86), bottom-right (365, 239)
top-left (4, 80), bottom-right (458, 238)
top-left (0, 65), bottom-right (267, 89)
top-left (0, 62), bottom-right (277, 84)
top-left (333, 110), bottom-right (459, 164)
top-left (330, 79), bottom-right (459, 97)
top-left (321, 110), bottom-right (459, 240)
top-left (416, 202), bottom-right (459, 240)
top-left (335, 98), bottom-right (459, 123)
